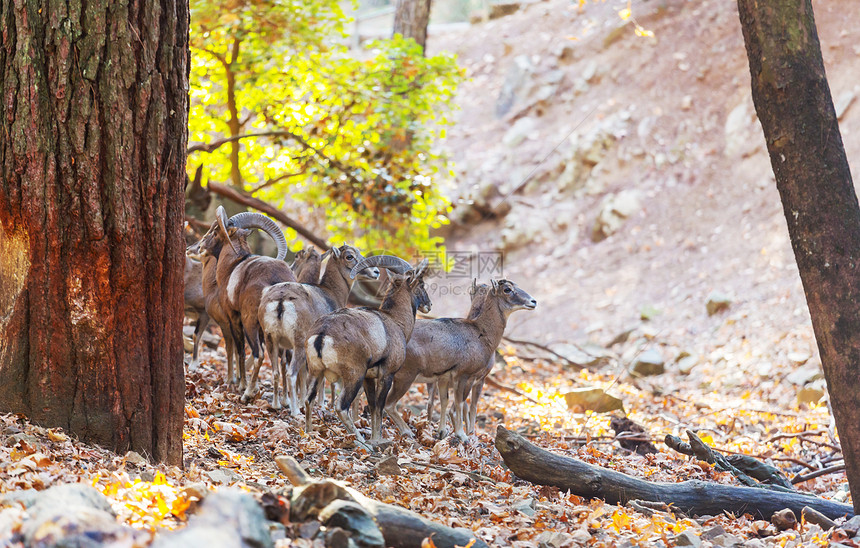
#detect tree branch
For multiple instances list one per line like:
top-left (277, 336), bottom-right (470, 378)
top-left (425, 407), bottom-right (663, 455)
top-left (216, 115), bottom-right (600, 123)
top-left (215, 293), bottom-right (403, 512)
top-left (249, 163), bottom-right (311, 194)
top-left (187, 131), bottom-right (296, 154)
top-left (189, 128), bottom-right (369, 192)
top-left (206, 181), bottom-right (328, 249)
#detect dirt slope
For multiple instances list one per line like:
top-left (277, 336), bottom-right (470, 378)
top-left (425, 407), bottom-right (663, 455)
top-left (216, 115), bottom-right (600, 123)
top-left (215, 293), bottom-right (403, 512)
top-left (426, 0), bottom-right (860, 374)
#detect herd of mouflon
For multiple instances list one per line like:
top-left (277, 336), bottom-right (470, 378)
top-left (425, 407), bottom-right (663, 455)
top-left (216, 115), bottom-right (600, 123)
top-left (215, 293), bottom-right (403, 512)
top-left (184, 207), bottom-right (536, 450)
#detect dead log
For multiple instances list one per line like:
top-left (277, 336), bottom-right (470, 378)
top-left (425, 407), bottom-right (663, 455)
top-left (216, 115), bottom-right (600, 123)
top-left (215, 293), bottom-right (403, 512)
top-left (275, 455), bottom-right (488, 548)
top-left (494, 426), bottom-right (853, 521)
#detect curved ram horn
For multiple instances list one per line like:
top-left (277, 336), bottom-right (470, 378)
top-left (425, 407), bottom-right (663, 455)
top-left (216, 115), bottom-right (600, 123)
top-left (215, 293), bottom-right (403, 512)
top-left (413, 258), bottom-right (429, 279)
top-left (228, 212), bottom-right (287, 261)
top-left (350, 254), bottom-right (412, 279)
top-left (215, 206), bottom-right (239, 255)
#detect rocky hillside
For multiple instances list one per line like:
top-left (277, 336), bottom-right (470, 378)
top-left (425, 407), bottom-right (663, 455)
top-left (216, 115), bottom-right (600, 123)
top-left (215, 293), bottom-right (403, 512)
top-left (425, 0), bottom-right (860, 382)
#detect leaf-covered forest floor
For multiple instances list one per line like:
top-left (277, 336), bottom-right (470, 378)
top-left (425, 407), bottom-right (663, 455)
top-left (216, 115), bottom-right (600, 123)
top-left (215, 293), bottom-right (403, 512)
top-left (3, 0), bottom-right (860, 546)
top-left (0, 329), bottom-right (850, 546)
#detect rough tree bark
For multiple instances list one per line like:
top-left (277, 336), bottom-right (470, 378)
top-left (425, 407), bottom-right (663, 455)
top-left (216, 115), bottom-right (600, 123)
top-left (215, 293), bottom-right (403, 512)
top-left (737, 0), bottom-right (860, 511)
top-left (393, 0), bottom-right (432, 53)
top-left (0, 0), bottom-right (188, 464)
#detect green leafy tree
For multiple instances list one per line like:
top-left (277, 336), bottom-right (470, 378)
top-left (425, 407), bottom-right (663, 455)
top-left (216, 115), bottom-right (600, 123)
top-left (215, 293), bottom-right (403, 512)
top-left (188, 0), bottom-right (461, 257)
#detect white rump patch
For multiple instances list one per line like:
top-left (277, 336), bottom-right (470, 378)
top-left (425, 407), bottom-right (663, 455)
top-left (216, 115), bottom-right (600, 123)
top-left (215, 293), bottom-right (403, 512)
top-left (263, 300), bottom-right (297, 339)
top-left (227, 257), bottom-right (261, 307)
top-left (321, 335), bottom-right (339, 367)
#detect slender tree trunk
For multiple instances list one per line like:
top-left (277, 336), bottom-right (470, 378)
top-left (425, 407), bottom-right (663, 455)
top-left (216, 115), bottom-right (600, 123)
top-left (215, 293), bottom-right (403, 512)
top-left (738, 0), bottom-right (860, 511)
top-left (393, 0), bottom-right (432, 54)
top-left (223, 38), bottom-right (246, 220)
top-left (0, 0), bottom-right (188, 464)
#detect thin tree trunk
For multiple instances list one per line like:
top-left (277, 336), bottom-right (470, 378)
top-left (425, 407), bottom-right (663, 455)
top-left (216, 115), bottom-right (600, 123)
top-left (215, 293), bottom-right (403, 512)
top-left (393, 0), bottom-right (432, 54)
top-left (224, 38), bottom-right (245, 220)
top-left (738, 0), bottom-right (860, 512)
top-left (0, 0), bottom-right (188, 464)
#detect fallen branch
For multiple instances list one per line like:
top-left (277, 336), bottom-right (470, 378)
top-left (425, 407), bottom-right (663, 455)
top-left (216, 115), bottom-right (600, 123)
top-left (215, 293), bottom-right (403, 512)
top-left (767, 429), bottom-right (828, 443)
top-left (666, 430), bottom-right (793, 490)
top-left (791, 464), bottom-right (846, 485)
top-left (501, 336), bottom-right (588, 370)
top-left (207, 181), bottom-right (328, 249)
top-left (494, 426), bottom-right (853, 520)
top-left (802, 505), bottom-right (838, 530)
top-left (398, 461), bottom-right (498, 485)
top-left (484, 376), bottom-right (538, 404)
top-left (798, 435), bottom-right (842, 453)
top-left (275, 455), bottom-right (489, 548)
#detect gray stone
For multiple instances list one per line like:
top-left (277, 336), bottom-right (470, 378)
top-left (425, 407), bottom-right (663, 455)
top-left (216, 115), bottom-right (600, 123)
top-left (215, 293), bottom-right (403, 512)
top-left (785, 364), bottom-right (823, 385)
top-left (139, 470), bottom-right (156, 482)
top-left (153, 489), bottom-right (273, 548)
top-left (631, 348), bottom-right (665, 376)
top-left (374, 455), bottom-right (402, 476)
top-left (677, 355), bottom-right (699, 375)
top-left (706, 292), bottom-right (732, 316)
top-left (496, 55), bottom-right (535, 118)
top-left (1, 484), bottom-right (114, 515)
top-left (551, 343), bottom-right (606, 367)
top-left (581, 60), bottom-right (599, 83)
top-left (787, 352), bottom-right (812, 365)
top-left (512, 498), bottom-right (536, 517)
top-left (711, 533), bottom-right (743, 547)
top-left (299, 520), bottom-right (322, 539)
top-left (580, 342), bottom-right (614, 362)
top-left (724, 102), bottom-right (752, 157)
top-left (591, 190), bottom-right (642, 241)
top-left (156, 527), bottom-right (240, 547)
top-left (674, 530), bottom-right (701, 547)
top-left (607, 325), bottom-right (638, 347)
top-left (325, 527), bottom-right (358, 548)
top-left (502, 116), bottom-right (538, 148)
top-left (319, 500), bottom-right (385, 548)
top-left (558, 114), bottom-right (628, 194)
top-left (839, 514), bottom-right (860, 535)
top-left (206, 467), bottom-right (242, 485)
top-left (7, 484), bottom-right (148, 548)
top-left (500, 210), bottom-right (550, 250)
top-left (563, 388), bottom-right (624, 413)
top-left (124, 450), bottom-right (147, 467)
top-left (701, 525), bottom-right (726, 540)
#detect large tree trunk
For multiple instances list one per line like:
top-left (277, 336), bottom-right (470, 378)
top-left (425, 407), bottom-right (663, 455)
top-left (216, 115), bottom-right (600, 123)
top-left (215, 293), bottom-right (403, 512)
top-left (737, 0), bottom-right (860, 511)
top-left (393, 0), bottom-right (432, 54)
top-left (0, 0), bottom-right (189, 464)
